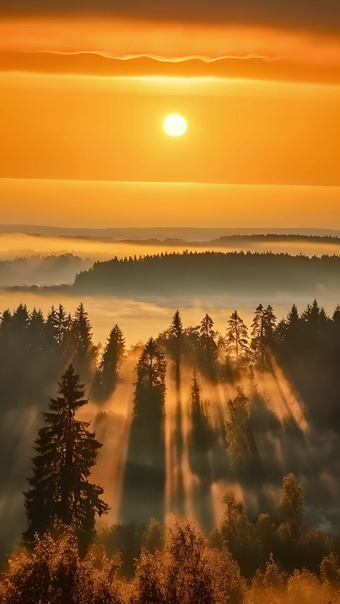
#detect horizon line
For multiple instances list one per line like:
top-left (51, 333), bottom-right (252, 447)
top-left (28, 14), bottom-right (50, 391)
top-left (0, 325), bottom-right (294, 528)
top-left (1, 178), bottom-right (339, 189)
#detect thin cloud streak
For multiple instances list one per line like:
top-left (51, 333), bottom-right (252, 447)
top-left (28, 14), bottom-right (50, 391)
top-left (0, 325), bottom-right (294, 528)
top-left (17, 50), bottom-right (282, 63)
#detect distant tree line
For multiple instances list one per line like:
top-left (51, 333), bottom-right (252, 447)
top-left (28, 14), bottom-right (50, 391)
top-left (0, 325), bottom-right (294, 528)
top-left (73, 250), bottom-right (340, 296)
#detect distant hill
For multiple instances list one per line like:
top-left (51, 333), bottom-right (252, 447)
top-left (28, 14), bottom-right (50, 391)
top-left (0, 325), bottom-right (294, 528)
top-left (72, 250), bottom-right (340, 299)
top-left (1, 225), bottom-right (340, 242)
top-left (121, 233), bottom-right (340, 247)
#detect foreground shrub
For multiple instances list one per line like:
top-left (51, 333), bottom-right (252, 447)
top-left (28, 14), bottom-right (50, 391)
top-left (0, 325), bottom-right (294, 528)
top-left (132, 517), bottom-right (245, 604)
top-left (0, 528), bottom-right (123, 604)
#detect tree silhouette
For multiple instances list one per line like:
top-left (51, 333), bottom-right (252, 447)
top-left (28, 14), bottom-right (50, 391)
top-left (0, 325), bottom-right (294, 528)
top-left (197, 314), bottom-right (218, 379)
top-left (251, 305), bottom-right (276, 370)
top-left (24, 364), bottom-right (108, 550)
top-left (226, 310), bottom-right (250, 367)
top-left (122, 338), bottom-right (166, 523)
top-left (46, 304), bottom-right (72, 348)
top-left (169, 310), bottom-right (184, 388)
top-left (94, 324), bottom-right (125, 400)
top-left (132, 337), bottom-right (166, 426)
top-left (71, 303), bottom-right (97, 380)
top-left (225, 388), bottom-right (252, 464)
top-left (278, 473), bottom-right (305, 537)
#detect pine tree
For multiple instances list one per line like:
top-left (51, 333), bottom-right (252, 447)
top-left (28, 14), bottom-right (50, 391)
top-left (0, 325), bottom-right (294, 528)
top-left (133, 337), bottom-right (166, 427)
top-left (225, 388), bottom-right (252, 463)
top-left (27, 308), bottom-right (45, 353)
top-left (169, 310), bottom-right (184, 387)
top-left (123, 338), bottom-right (166, 523)
top-left (333, 305), bottom-right (340, 345)
top-left (12, 303), bottom-right (29, 345)
top-left (286, 304), bottom-right (300, 331)
top-left (275, 304), bottom-right (302, 361)
top-left (301, 299), bottom-right (329, 338)
top-left (226, 310), bottom-right (249, 366)
top-left (333, 305), bottom-right (340, 328)
top-left (301, 299), bottom-right (327, 326)
top-left (198, 314), bottom-right (218, 379)
top-left (200, 313), bottom-right (215, 339)
top-left (98, 324), bottom-right (125, 399)
top-left (24, 364), bottom-right (109, 549)
top-left (46, 303), bottom-right (71, 347)
top-left (170, 310), bottom-right (184, 340)
top-left (71, 303), bottom-right (97, 379)
top-left (251, 305), bottom-right (276, 370)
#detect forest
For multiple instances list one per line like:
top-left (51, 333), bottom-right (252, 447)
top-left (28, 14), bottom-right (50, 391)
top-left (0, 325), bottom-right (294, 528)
top-left (1, 299), bottom-right (340, 601)
top-left (73, 251), bottom-right (340, 297)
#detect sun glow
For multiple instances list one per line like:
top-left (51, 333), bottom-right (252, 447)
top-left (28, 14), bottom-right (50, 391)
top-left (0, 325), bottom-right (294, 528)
top-left (163, 114), bottom-right (187, 136)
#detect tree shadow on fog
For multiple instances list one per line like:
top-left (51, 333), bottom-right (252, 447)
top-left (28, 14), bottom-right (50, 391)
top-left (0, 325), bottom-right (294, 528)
top-left (120, 338), bottom-right (166, 525)
top-left (169, 392), bottom-right (186, 517)
top-left (187, 370), bottom-right (215, 530)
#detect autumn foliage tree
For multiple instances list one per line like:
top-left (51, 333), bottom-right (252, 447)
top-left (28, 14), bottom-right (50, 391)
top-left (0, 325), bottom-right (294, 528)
top-left (133, 518), bottom-right (245, 604)
top-left (0, 528), bottom-right (123, 604)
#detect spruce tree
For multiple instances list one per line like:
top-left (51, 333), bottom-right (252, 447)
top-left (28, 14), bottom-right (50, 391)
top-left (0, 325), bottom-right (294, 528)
top-left (123, 338), bottom-right (166, 522)
top-left (46, 303), bottom-right (71, 347)
top-left (12, 303), bottom-right (29, 346)
top-left (226, 310), bottom-right (249, 366)
top-left (198, 314), bottom-right (218, 379)
top-left (132, 337), bottom-right (166, 429)
top-left (251, 305), bottom-right (276, 370)
top-left (301, 299), bottom-right (329, 342)
top-left (71, 303), bottom-right (97, 379)
top-left (27, 308), bottom-right (45, 353)
top-left (98, 324), bottom-right (125, 399)
top-left (24, 364), bottom-right (108, 549)
top-left (225, 388), bottom-right (252, 463)
top-left (275, 304), bottom-right (302, 361)
top-left (169, 310), bottom-right (184, 387)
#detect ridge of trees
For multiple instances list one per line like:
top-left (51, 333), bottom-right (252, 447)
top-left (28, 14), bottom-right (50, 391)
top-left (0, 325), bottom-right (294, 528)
top-left (73, 250), bottom-right (340, 296)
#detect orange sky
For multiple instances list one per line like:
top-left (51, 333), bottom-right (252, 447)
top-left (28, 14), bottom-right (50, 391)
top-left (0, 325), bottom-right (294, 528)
top-left (0, 14), bottom-right (339, 227)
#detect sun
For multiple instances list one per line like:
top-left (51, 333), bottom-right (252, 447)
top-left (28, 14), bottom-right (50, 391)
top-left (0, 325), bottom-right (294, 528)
top-left (163, 114), bottom-right (187, 137)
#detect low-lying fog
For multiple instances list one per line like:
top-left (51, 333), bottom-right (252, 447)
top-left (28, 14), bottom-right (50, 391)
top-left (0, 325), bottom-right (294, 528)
top-left (2, 232), bottom-right (340, 262)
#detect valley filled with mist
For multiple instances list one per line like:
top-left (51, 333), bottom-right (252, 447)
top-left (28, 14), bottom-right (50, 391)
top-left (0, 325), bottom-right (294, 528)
top-left (2, 231), bottom-right (340, 602)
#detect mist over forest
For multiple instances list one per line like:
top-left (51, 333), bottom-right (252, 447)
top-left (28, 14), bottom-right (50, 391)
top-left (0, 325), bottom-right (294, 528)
top-left (0, 254), bottom-right (92, 286)
top-left (3, 232), bottom-right (340, 293)
top-left (2, 236), bottom-right (340, 601)
top-left (2, 0), bottom-right (340, 591)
